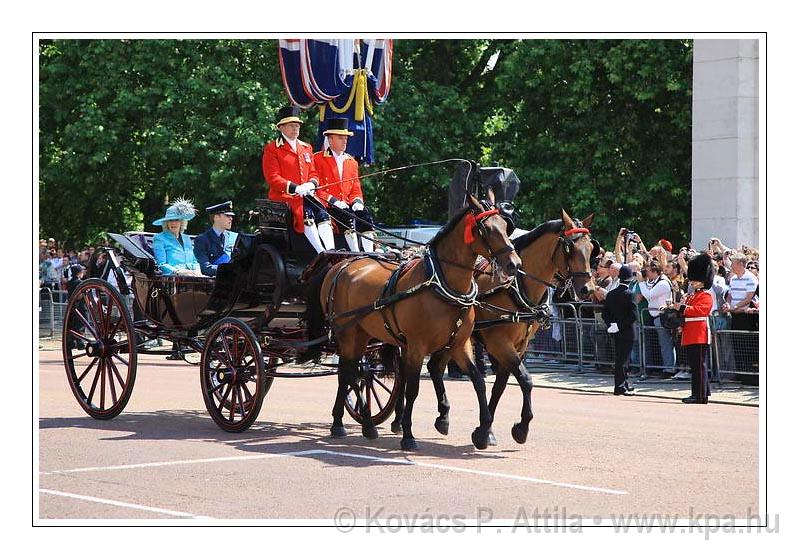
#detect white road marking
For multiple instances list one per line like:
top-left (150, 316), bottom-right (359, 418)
top-left (39, 489), bottom-right (212, 519)
top-left (313, 450), bottom-right (628, 495)
top-left (42, 448), bottom-right (626, 495)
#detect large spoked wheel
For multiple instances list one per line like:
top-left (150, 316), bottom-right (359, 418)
top-left (345, 344), bottom-right (401, 426)
top-left (62, 278), bottom-right (137, 420)
top-left (200, 318), bottom-right (267, 432)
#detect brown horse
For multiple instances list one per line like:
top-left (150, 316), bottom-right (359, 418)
top-left (309, 195), bottom-right (522, 450)
top-left (392, 210), bottom-right (597, 445)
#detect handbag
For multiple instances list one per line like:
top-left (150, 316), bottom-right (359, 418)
top-left (660, 307), bottom-right (684, 330)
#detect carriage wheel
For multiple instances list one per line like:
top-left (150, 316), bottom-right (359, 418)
top-left (62, 278), bottom-right (137, 420)
top-left (200, 318), bottom-right (267, 432)
top-left (345, 344), bottom-right (401, 426)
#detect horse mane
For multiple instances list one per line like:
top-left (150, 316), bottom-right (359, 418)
top-left (512, 219), bottom-right (564, 251)
top-left (429, 206), bottom-right (471, 248)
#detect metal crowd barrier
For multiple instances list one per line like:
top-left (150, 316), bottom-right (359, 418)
top-left (38, 287), bottom-right (134, 341)
top-left (524, 302), bottom-right (759, 382)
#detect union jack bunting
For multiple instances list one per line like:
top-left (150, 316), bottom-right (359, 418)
top-left (277, 39), bottom-right (394, 164)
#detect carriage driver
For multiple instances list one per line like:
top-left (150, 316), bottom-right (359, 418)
top-left (313, 118), bottom-right (377, 252)
top-left (262, 106), bottom-right (335, 254)
top-left (193, 201), bottom-right (239, 277)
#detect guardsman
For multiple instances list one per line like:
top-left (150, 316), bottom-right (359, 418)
top-left (193, 201), bottom-right (239, 277)
top-left (262, 106), bottom-right (334, 253)
top-left (313, 118), bottom-right (378, 252)
top-left (665, 253), bottom-right (714, 404)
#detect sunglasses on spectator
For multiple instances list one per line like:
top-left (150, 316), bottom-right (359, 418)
top-left (747, 264), bottom-right (758, 270)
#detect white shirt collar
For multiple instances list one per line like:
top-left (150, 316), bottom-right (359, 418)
top-left (282, 134), bottom-right (298, 151)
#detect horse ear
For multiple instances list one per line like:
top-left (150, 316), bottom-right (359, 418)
top-left (467, 194), bottom-right (481, 209)
top-left (486, 189), bottom-right (496, 204)
top-left (561, 208), bottom-right (573, 226)
top-left (581, 213), bottom-right (595, 228)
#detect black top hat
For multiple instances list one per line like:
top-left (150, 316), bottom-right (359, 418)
top-left (276, 106), bottom-right (302, 127)
top-left (206, 201), bottom-right (235, 216)
top-left (687, 253), bottom-right (714, 289)
top-left (323, 117), bottom-right (354, 136)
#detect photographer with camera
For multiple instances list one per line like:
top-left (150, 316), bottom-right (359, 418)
top-left (637, 259), bottom-right (677, 377)
top-left (615, 228), bottom-right (649, 264)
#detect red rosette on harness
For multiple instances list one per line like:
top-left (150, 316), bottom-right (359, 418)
top-left (464, 208), bottom-right (500, 245)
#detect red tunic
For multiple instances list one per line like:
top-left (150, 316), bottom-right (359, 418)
top-left (262, 137), bottom-right (319, 233)
top-left (680, 290), bottom-right (713, 346)
top-left (313, 149), bottom-right (364, 205)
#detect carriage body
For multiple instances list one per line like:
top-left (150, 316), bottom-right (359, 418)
top-left (61, 198), bottom-right (401, 433)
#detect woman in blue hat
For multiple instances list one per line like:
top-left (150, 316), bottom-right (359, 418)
top-left (152, 198), bottom-right (201, 276)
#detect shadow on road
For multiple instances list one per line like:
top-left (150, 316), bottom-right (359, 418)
top-left (39, 411), bottom-right (520, 466)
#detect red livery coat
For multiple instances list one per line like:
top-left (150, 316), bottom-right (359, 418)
top-left (313, 149), bottom-right (364, 206)
top-left (680, 290), bottom-right (713, 346)
top-left (262, 137), bottom-right (319, 233)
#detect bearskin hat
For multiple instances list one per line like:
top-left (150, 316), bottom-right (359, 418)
top-left (687, 253), bottom-right (714, 289)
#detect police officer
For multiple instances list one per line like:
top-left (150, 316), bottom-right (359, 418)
top-left (313, 118), bottom-right (377, 252)
top-left (601, 265), bottom-right (637, 396)
top-left (262, 106), bottom-right (334, 253)
top-left (665, 254), bottom-right (714, 404)
top-left (193, 201), bottom-right (239, 277)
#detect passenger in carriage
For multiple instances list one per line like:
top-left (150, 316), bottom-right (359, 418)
top-left (313, 118), bottom-right (378, 252)
top-left (152, 198), bottom-right (202, 276)
top-left (193, 201), bottom-right (239, 277)
top-left (262, 106), bottom-right (335, 254)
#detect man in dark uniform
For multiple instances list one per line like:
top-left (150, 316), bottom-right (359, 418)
top-left (602, 265), bottom-right (637, 395)
top-left (193, 201), bottom-right (239, 277)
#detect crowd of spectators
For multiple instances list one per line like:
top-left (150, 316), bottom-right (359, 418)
top-left (37, 238), bottom-right (96, 299)
top-left (586, 229), bottom-right (760, 380)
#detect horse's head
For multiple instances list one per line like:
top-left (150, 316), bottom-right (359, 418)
top-left (465, 194), bottom-right (522, 280)
top-left (553, 209), bottom-right (598, 299)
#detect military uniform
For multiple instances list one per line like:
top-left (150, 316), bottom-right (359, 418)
top-left (679, 254), bottom-right (715, 404)
top-left (193, 201), bottom-right (238, 277)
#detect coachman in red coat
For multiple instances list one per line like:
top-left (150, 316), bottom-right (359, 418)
top-left (313, 118), bottom-right (377, 252)
top-left (666, 253), bottom-right (715, 404)
top-left (262, 106), bottom-right (334, 253)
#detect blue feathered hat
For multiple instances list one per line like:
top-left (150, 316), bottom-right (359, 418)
top-left (152, 197), bottom-right (197, 226)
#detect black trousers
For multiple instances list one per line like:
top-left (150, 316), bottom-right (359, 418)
top-left (686, 344), bottom-right (710, 402)
top-left (612, 329), bottom-right (634, 392)
top-left (327, 204), bottom-right (375, 233)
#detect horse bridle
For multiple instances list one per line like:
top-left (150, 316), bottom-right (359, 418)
top-left (469, 203), bottom-right (517, 270)
top-left (552, 222), bottom-right (594, 298)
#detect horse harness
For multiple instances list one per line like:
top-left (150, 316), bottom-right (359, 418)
top-left (473, 223), bottom-right (593, 330)
top-left (325, 207), bottom-right (509, 351)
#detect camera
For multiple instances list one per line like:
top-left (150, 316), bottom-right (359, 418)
top-left (624, 229), bottom-right (638, 243)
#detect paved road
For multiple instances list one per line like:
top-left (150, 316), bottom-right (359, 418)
top-left (38, 351), bottom-right (758, 521)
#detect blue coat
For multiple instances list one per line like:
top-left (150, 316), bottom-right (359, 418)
top-left (152, 231), bottom-right (199, 275)
top-left (193, 228), bottom-right (238, 277)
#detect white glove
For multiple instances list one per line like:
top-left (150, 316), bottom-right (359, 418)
top-left (352, 201), bottom-right (365, 212)
top-left (333, 200), bottom-right (349, 210)
top-left (607, 322), bottom-right (619, 334)
top-left (294, 182), bottom-right (315, 197)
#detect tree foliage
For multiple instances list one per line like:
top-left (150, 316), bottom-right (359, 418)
top-left (39, 39), bottom-right (692, 249)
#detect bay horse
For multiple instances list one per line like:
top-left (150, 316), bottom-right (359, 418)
top-left (307, 195), bottom-right (522, 450)
top-left (391, 209), bottom-right (597, 445)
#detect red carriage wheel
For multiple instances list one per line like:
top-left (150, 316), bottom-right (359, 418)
top-left (200, 318), bottom-right (268, 432)
top-left (62, 278), bottom-right (137, 420)
top-left (345, 344), bottom-right (401, 426)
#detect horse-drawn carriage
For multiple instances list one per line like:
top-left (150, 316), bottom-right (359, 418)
top-left (61, 198), bottom-right (402, 433)
top-left (61, 161), bottom-right (596, 450)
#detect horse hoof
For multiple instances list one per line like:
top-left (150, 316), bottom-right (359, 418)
top-left (401, 437), bottom-right (419, 451)
top-left (330, 425), bottom-right (348, 438)
top-left (471, 428), bottom-right (489, 450)
top-left (434, 417), bottom-right (449, 435)
top-left (390, 420), bottom-right (402, 434)
top-left (511, 423), bottom-right (529, 444)
top-left (487, 430), bottom-right (497, 446)
top-left (362, 425), bottom-right (379, 440)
